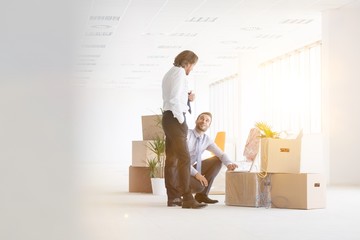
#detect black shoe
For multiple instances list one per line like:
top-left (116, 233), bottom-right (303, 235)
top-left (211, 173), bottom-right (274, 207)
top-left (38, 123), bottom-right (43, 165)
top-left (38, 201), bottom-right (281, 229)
top-left (195, 194), bottom-right (219, 204)
top-left (167, 198), bottom-right (182, 207)
top-left (182, 199), bottom-right (207, 209)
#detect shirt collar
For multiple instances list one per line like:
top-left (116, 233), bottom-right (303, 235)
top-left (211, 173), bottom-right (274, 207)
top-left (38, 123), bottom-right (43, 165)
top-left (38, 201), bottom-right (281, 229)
top-left (192, 129), bottom-right (203, 139)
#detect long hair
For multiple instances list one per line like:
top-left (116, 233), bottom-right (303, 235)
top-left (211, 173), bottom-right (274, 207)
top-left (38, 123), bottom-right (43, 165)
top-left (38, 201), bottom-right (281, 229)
top-left (173, 50), bottom-right (198, 68)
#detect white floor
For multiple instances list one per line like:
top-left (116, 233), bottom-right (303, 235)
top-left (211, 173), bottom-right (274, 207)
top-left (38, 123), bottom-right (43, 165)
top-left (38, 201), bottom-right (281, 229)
top-left (79, 164), bottom-right (360, 240)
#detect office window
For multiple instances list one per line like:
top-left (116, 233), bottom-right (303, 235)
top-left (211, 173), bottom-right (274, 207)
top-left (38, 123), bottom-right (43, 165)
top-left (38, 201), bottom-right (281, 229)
top-left (259, 41), bottom-right (322, 134)
top-left (209, 74), bottom-right (239, 140)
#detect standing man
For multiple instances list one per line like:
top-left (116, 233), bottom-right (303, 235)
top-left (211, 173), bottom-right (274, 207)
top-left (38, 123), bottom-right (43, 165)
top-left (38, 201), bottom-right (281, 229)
top-left (162, 50), bottom-right (206, 209)
top-left (189, 112), bottom-right (238, 204)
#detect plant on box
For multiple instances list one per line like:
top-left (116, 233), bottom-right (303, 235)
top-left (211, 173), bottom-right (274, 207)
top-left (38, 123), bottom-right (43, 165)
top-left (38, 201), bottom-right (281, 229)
top-left (255, 121), bottom-right (279, 138)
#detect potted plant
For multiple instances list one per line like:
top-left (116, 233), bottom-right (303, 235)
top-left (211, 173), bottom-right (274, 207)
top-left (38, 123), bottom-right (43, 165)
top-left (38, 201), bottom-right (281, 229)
top-left (255, 121), bottom-right (279, 138)
top-left (147, 157), bottom-right (159, 178)
top-left (146, 135), bottom-right (166, 195)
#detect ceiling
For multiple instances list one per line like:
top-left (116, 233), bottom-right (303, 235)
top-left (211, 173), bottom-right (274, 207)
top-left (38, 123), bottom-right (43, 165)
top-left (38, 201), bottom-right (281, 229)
top-left (76, 0), bottom-right (354, 89)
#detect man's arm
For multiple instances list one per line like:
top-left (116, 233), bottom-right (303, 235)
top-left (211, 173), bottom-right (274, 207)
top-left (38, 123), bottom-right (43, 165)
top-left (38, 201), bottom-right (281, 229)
top-left (207, 143), bottom-right (238, 170)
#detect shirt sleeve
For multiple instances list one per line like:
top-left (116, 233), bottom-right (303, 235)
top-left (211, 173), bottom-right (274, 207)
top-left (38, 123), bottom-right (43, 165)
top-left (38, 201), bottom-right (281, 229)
top-left (190, 165), bottom-right (197, 176)
top-left (206, 142), bottom-right (233, 166)
top-left (174, 111), bottom-right (184, 124)
top-left (168, 69), bottom-right (188, 124)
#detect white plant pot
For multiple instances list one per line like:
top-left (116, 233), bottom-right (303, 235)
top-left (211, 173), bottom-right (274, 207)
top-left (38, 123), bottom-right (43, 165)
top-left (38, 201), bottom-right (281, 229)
top-left (150, 178), bottom-right (166, 195)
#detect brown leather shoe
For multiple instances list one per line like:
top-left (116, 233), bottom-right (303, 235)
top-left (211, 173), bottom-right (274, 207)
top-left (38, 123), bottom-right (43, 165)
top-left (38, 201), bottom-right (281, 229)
top-left (167, 198), bottom-right (182, 207)
top-left (182, 199), bottom-right (207, 209)
top-left (195, 194), bottom-right (219, 204)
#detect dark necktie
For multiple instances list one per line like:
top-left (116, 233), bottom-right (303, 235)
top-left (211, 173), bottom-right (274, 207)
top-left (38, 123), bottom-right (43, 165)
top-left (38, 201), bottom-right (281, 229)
top-left (187, 92), bottom-right (192, 113)
top-left (187, 99), bottom-right (192, 114)
top-left (195, 136), bottom-right (202, 172)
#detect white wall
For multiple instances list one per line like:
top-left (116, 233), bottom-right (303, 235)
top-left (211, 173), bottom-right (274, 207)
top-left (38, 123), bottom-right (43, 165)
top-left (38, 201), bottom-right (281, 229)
top-left (1, 80), bottom-right (78, 239)
top-left (74, 87), bottom-right (162, 168)
top-left (322, 3), bottom-right (360, 185)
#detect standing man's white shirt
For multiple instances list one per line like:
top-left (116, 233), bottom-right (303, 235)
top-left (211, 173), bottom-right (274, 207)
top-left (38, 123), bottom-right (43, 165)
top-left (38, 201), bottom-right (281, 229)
top-left (162, 66), bottom-right (189, 124)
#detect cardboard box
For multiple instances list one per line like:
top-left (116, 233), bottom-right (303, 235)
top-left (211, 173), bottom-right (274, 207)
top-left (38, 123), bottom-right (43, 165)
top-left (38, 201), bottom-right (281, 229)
top-left (225, 171), bottom-right (271, 207)
top-left (142, 115), bottom-right (164, 140)
top-left (132, 140), bottom-right (157, 167)
top-left (129, 166), bottom-right (152, 193)
top-left (270, 173), bottom-right (326, 209)
top-left (260, 132), bottom-right (323, 173)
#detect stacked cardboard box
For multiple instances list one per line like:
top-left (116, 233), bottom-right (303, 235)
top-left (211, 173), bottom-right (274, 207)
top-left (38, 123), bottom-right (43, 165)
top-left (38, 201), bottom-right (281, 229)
top-left (129, 166), bottom-right (152, 193)
top-left (129, 115), bottom-right (164, 193)
top-left (260, 132), bottom-right (323, 174)
top-left (270, 173), bottom-right (325, 209)
top-left (141, 115), bottom-right (165, 141)
top-left (226, 132), bottom-right (326, 209)
top-left (225, 172), bottom-right (271, 208)
top-left (132, 140), bottom-right (157, 167)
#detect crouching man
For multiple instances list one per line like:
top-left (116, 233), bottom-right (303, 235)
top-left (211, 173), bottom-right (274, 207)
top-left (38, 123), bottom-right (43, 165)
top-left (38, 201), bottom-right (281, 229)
top-left (188, 112), bottom-right (238, 204)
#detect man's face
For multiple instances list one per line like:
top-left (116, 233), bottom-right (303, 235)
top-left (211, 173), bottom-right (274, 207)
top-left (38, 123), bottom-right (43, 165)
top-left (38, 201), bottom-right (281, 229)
top-left (184, 63), bottom-right (195, 75)
top-left (195, 114), bottom-right (211, 132)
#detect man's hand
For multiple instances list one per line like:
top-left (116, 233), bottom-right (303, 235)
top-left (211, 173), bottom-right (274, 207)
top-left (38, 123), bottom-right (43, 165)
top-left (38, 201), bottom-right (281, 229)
top-left (188, 91), bottom-right (195, 102)
top-left (227, 163), bottom-right (238, 171)
top-left (195, 173), bottom-right (208, 187)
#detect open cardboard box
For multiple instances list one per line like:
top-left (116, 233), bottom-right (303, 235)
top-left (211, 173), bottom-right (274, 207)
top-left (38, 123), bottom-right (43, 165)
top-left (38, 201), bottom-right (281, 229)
top-left (260, 131), bottom-right (323, 173)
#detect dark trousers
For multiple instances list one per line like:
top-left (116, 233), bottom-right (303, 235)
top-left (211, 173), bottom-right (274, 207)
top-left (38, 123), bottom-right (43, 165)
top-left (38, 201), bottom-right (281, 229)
top-left (191, 156), bottom-right (222, 195)
top-left (162, 111), bottom-right (193, 201)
